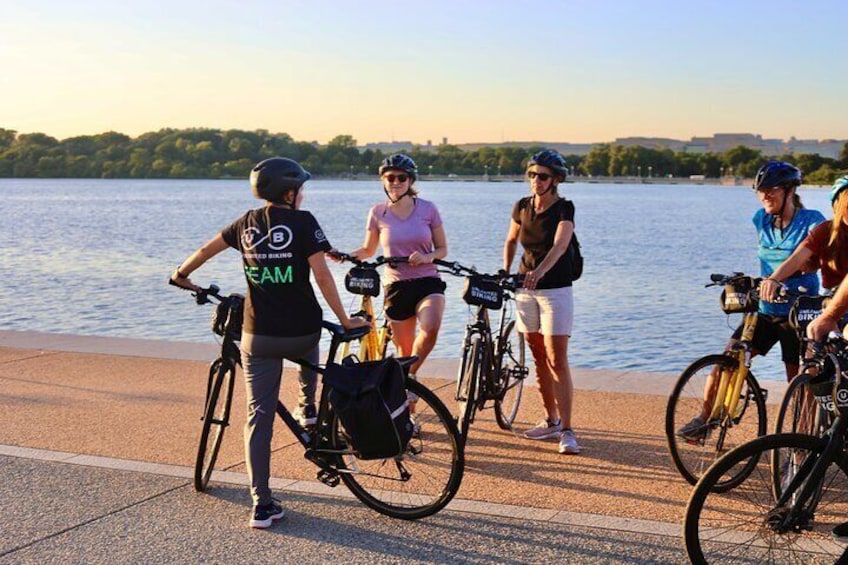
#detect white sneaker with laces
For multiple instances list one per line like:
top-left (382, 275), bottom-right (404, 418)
top-left (524, 418), bottom-right (562, 440)
top-left (558, 429), bottom-right (580, 454)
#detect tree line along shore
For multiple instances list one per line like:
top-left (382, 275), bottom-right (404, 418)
top-left (1, 127), bottom-right (846, 184)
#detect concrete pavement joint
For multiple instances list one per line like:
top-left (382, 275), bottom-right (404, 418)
top-left (0, 443), bottom-right (682, 540)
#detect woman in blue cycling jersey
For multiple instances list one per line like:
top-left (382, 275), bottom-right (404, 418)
top-left (677, 161), bottom-right (825, 440)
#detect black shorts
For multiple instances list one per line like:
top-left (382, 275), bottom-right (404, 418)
top-left (731, 314), bottom-right (800, 365)
top-left (384, 277), bottom-right (446, 321)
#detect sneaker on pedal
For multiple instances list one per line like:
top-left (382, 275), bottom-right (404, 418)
top-left (676, 416), bottom-right (707, 441)
top-left (294, 404), bottom-right (317, 428)
top-left (524, 417), bottom-right (562, 440)
top-left (558, 428), bottom-right (581, 454)
top-left (249, 500), bottom-right (284, 529)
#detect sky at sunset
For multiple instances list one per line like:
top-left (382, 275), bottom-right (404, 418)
top-left (2, 0), bottom-right (847, 145)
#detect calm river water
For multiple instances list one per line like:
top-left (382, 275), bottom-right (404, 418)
top-left (0, 178), bottom-right (833, 380)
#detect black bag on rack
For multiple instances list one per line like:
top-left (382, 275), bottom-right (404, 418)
top-left (323, 357), bottom-right (413, 460)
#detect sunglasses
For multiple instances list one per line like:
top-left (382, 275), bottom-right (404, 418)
top-left (527, 171), bottom-right (552, 181)
top-left (384, 173), bottom-right (409, 183)
top-left (752, 185), bottom-right (785, 194)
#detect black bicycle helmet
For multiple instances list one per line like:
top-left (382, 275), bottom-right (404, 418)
top-left (378, 153), bottom-right (418, 181)
top-left (250, 157), bottom-right (311, 204)
top-left (752, 161), bottom-right (802, 191)
top-left (527, 150), bottom-right (568, 181)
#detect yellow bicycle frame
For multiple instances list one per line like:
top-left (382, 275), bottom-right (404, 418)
top-left (709, 311), bottom-right (757, 421)
top-left (341, 295), bottom-right (392, 362)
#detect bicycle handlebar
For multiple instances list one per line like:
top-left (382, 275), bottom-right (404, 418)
top-left (433, 259), bottom-right (525, 290)
top-left (328, 250), bottom-right (409, 269)
top-left (168, 278), bottom-right (224, 305)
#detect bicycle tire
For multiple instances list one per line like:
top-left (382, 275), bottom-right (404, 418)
top-left (773, 373), bottom-right (831, 500)
top-left (494, 325), bottom-right (525, 430)
top-left (332, 379), bottom-right (465, 519)
top-left (684, 433), bottom-right (848, 564)
top-left (456, 335), bottom-right (483, 439)
top-left (666, 354), bottom-right (767, 489)
top-left (775, 372), bottom-right (830, 437)
top-left (194, 359), bottom-right (236, 492)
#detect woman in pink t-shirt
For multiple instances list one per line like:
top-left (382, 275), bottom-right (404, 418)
top-left (348, 154), bottom-right (448, 384)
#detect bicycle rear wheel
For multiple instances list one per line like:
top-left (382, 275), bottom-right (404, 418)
top-left (332, 379), bottom-right (465, 519)
top-left (666, 354), bottom-right (767, 488)
top-left (494, 324), bottom-right (525, 430)
top-left (194, 359), bottom-right (236, 492)
top-left (456, 335), bottom-right (483, 439)
top-left (684, 433), bottom-right (848, 564)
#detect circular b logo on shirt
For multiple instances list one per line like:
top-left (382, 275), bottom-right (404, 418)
top-left (241, 224), bottom-right (293, 251)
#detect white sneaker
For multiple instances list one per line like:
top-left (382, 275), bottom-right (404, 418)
top-left (293, 404), bottom-right (317, 428)
top-left (558, 429), bottom-right (580, 454)
top-left (524, 418), bottom-right (562, 440)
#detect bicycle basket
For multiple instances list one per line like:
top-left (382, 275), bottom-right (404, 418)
top-left (462, 275), bottom-right (503, 310)
top-left (211, 294), bottom-right (244, 340)
top-left (789, 294), bottom-right (829, 332)
top-left (345, 266), bottom-right (380, 297)
top-left (719, 277), bottom-right (759, 314)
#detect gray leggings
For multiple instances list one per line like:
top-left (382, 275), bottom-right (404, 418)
top-left (241, 332), bottom-right (319, 506)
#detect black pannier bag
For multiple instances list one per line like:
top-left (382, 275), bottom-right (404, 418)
top-left (462, 275), bottom-right (503, 310)
top-left (212, 294), bottom-right (244, 340)
top-left (345, 267), bottom-right (381, 297)
top-left (720, 277), bottom-right (759, 314)
top-left (322, 357), bottom-right (413, 460)
top-left (789, 294), bottom-right (829, 333)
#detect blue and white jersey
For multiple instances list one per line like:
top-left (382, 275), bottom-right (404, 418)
top-left (754, 207), bottom-right (825, 316)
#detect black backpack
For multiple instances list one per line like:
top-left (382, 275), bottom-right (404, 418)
top-left (566, 232), bottom-right (583, 281)
top-left (322, 357), bottom-right (413, 460)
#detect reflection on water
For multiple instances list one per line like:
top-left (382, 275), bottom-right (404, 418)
top-left (0, 178), bottom-right (833, 380)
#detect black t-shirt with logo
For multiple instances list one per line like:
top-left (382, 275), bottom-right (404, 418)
top-left (511, 196), bottom-right (575, 289)
top-left (221, 206), bottom-right (331, 337)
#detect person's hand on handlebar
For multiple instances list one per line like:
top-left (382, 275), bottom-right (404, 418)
top-left (169, 267), bottom-right (200, 292)
top-left (407, 251), bottom-right (433, 266)
top-left (807, 313), bottom-right (841, 343)
top-left (759, 277), bottom-right (782, 303)
top-left (342, 315), bottom-right (370, 330)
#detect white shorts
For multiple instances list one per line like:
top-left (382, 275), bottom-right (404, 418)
top-left (515, 286), bottom-right (574, 336)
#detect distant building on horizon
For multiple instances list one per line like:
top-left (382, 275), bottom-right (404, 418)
top-left (356, 133), bottom-right (846, 159)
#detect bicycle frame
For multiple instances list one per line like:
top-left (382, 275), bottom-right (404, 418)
top-left (709, 311), bottom-right (757, 422)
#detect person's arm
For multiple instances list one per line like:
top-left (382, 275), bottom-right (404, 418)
top-left (170, 234), bottom-right (229, 291)
top-left (309, 251), bottom-right (367, 329)
top-left (808, 274), bottom-right (848, 341)
top-left (523, 220), bottom-right (573, 291)
top-left (350, 226), bottom-right (380, 261)
top-left (760, 246), bottom-right (815, 301)
top-left (503, 220), bottom-right (520, 272)
top-left (409, 224), bottom-right (447, 265)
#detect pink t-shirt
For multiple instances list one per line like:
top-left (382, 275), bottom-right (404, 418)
top-left (366, 198), bottom-right (443, 283)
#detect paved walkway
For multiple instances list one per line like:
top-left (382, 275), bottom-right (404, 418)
top-left (0, 330), bottom-right (789, 563)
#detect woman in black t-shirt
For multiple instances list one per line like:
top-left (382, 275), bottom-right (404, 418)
top-left (170, 157), bottom-right (366, 529)
top-left (503, 150), bottom-right (580, 455)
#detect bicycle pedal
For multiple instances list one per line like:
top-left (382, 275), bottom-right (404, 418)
top-left (317, 469), bottom-right (340, 487)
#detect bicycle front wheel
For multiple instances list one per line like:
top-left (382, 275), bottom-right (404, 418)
top-left (332, 379), bottom-right (465, 519)
top-left (456, 335), bottom-right (483, 439)
top-left (666, 354), bottom-right (767, 488)
top-left (494, 326), bottom-right (525, 430)
top-left (194, 359), bottom-right (236, 492)
top-left (775, 372), bottom-right (831, 437)
top-left (684, 433), bottom-right (848, 564)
